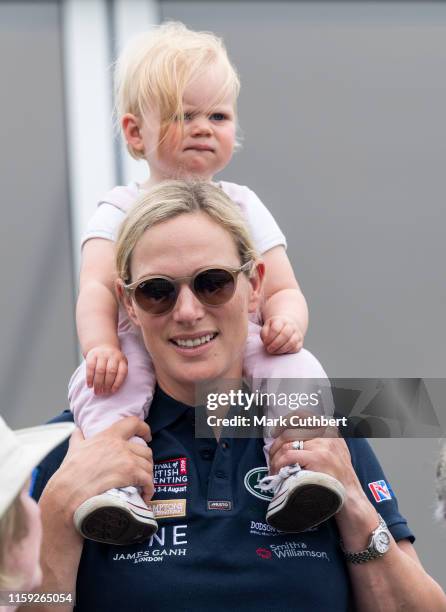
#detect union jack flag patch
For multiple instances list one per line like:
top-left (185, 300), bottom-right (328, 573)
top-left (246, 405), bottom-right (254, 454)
top-left (368, 480), bottom-right (392, 503)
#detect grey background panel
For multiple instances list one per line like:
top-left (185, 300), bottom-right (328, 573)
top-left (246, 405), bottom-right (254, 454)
top-left (163, 0), bottom-right (446, 588)
top-left (0, 2), bottom-right (77, 427)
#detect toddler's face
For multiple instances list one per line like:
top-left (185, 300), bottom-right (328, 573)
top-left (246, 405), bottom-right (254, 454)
top-left (140, 63), bottom-right (236, 183)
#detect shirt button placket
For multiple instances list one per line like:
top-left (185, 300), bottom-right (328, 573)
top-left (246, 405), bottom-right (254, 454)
top-left (207, 439), bottom-right (233, 510)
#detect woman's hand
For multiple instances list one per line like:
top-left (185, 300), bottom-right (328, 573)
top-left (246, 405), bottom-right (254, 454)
top-left (269, 427), bottom-right (392, 554)
top-left (42, 416), bottom-right (154, 521)
top-left (268, 427), bottom-right (369, 513)
top-left (85, 345), bottom-right (128, 395)
top-left (35, 417), bottom-right (153, 609)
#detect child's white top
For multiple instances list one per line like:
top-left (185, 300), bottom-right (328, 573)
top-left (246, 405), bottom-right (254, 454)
top-left (82, 181), bottom-right (287, 254)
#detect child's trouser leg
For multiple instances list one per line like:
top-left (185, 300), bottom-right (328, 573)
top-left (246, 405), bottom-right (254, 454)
top-left (69, 330), bottom-right (155, 440)
top-left (244, 322), bottom-right (345, 532)
top-left (69, 330), bottom-right (158, 545)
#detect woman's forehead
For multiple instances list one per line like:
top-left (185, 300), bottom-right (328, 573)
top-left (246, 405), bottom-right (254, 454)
top-left (130, 212), bottom-right (240, 278)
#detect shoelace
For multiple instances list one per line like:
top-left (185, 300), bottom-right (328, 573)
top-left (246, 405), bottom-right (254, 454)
top-left (109, 486), bottom-right (138, 500)
top-left (258, 464), bottom-right (301, 494)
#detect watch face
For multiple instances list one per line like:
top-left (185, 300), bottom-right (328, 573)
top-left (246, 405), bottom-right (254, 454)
top-left (375, 530), bottom-right (391, 554)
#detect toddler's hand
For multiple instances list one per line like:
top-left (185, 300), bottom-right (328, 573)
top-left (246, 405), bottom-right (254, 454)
top-left (260, 316), bottom-right (304, 355)
top-left (85, 345), bottom-right (128, 395)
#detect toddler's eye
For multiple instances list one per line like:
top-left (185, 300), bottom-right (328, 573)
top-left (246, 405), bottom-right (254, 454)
top-left (210, 112), bottom-right (227, 121)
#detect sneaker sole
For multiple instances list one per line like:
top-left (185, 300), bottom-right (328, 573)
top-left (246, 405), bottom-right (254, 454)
top-left (75, 499), bottom-right (158, 546)
top-left (266, 473), bottom-right (345, 533)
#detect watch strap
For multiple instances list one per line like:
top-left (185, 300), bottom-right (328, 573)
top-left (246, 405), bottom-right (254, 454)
top-left (341, 514), bottom-right (390, 564)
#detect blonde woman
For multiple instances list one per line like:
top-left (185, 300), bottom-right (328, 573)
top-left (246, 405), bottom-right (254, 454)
top-left (34, 181), bottom-right (446, 611)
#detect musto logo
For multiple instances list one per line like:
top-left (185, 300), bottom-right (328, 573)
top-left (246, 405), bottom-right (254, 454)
top-left (244, 467), bottom-right (273, 501)
top-left (256, 547), bottom-right (272, 560)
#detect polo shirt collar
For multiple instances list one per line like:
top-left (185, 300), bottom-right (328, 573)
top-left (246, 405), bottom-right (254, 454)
top-left (147, 386), bottom-right (193, 434)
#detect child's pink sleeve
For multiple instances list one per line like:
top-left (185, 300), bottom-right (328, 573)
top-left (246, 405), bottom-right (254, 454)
top-left (68, 330), bottom-right (156, 439)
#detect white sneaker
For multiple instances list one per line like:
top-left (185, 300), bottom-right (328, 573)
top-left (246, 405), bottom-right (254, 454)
top-left (259, 465), bottom-right (345, 532)
top-left (74, 486), bottom-right (158, 545)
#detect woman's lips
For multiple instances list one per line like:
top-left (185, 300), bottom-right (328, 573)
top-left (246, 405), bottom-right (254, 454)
top-left (170, 332), bottom-right (218, 355)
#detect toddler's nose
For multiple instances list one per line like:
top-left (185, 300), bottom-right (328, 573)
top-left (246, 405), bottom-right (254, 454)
top-left (190, 116), bottom-right (212, 136)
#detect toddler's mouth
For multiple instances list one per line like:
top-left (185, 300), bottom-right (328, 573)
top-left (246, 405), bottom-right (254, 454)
top-left (184, 145), bottom-right (214, 152)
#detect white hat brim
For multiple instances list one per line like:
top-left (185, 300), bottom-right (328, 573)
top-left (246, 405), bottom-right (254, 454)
top-left (0, 422), bottom-right (75, 518)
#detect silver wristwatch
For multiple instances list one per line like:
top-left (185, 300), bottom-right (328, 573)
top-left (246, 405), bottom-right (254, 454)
top-left (341, 514), bottom-right (391, 564)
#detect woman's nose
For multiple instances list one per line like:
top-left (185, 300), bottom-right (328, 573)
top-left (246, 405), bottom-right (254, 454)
top-left (172, 284), bottom-right (205, 323)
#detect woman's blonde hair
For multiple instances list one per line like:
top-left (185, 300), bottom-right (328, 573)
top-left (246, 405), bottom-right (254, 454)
top-left (114, 21), bottom-right (241, 159)
top-left (116, 180), bottom-right (257, 284)
top-left (0, 493), bottom-right (28, 589)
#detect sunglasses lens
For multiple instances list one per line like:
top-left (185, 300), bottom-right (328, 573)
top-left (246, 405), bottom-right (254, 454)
top-left (194, 269), bottom-right (235, 305)
top-left (134, 278), bottom-right (176, 314)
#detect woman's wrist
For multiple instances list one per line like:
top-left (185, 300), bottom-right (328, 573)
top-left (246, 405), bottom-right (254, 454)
top-left (336, 487), bottom-right (380, 551)
top-left (39, 470), bottom-right (83, 528)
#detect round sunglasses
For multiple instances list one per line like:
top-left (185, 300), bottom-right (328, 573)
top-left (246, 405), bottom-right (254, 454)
top-left (123, 261), bottom-right (254, 315)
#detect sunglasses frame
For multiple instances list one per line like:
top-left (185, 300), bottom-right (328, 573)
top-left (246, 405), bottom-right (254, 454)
top-left (123, 260), bottom-right (254, 315)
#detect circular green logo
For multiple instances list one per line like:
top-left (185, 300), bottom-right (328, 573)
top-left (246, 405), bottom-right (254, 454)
top-left (244, 467), bottom-right (274, 501)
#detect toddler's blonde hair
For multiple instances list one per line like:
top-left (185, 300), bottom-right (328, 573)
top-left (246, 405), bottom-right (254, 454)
top-left (114, 21), bottom-right (240, 159)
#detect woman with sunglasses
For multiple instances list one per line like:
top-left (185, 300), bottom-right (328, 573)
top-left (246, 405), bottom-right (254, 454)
top-left (33, 180), bottom-right (445, 610)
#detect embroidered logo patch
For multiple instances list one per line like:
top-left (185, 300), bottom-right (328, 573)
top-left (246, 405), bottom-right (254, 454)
top-left (244, 467), bottom-right (273, 501)
top-left (154, 457), bottom-right (188, 494)
top-left (368, 480), bottom-right (392, 503)
top-left (148, 499), bottom-right (187, 519)
top-left (207, 500), bottom-right (232, 511)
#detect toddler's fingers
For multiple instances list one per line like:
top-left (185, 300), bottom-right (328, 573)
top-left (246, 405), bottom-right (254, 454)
top-left (268, 318), bottom-right (285, 335)
top-left (261, 322), bottom-right (281, 347)
top-left (93, 356), bottom-right (107, 395)
top-left (103, 358), bottom-right (119, 393)
top-left (85, 355), bottom-right (97, 388)
top-left (260, 321), bottom-right (270, 344)
top-left (274, 332), bottom-right (302, 355)
top-left (266, 327), bottom-right (291, 354)
top-left (111, 359), bottom-right (128, 393)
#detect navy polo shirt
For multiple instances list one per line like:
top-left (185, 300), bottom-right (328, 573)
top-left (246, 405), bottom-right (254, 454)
top-left (33, 387), bottom-right (414, 612)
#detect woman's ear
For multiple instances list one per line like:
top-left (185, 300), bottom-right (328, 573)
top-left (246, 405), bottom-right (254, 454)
top-left (121, 113), bottom-right (145, 154)
top-left (115, 279), bottom-right (141, 328)
top-left (248, 260), bottom-right (265, 314)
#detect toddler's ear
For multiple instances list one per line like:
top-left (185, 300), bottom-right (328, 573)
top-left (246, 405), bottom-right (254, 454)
top-left (115, 279), bottom-right (141, 328)
top-left (122, 113), bottom-right (144, 153)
